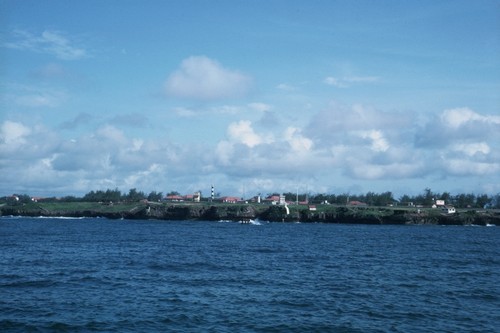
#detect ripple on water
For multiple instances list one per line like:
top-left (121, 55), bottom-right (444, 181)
top-left (0, 219), bottom-right (499, 332)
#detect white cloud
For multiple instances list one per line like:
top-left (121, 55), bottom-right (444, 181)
top-left (172, 107), bottom-right (197, 118)
top-left (440, 107), bottom-right (500, 129)
top-left (165, 56), bottom-right (251, 100)
top-left (452, 142), bottom-right (490, 156)
top-left (0, 121), bottom-right (31, 145)
top-left (284, 127), bottom-right (313, 152)
top-left (215, 140), bottom-right (234, 166)
top-left (416, 108), bottom-right (500, 147)
top-left (227, 120), bottom-right (267, 147)
top-left (306, 103), bottom-right (411, 147)
top-left (95, 125), bottom-right (127, 143)
top-left (358, 130), bottom-right (389, 152)
top-left (4, 29), bottom-right (88, 60)
top-left (1, 104), bottom-right (499, 197)
top-left (324, 76), bottom-right (379, 88)
top-left (324, 77), bottom-right (348, 88)
top-left (347, 161), bottom-right (426, 180)
top-left (444, 159), bottom-right (500, 176)
top-left (213, 105), bottom-right (243, 115)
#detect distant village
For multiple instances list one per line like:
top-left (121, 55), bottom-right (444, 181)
top-left (164, 192), bottom-right (459, 214)
top-left (4, 186), bottom-right (499, 213)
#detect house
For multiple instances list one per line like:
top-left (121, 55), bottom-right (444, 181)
top-left (184, 194), bottom-right (194, 201)
top-left (220, 196), bottom-right (240, 204)
top-left (264, 194), bottom-right (287, 205)
top-left (165, 195), bottom-right (184, 201)
top-left (442, 206), bottom-right (456, 214)
top-left (348, 201), bottom-right (367, 206)
top-left (264, 195), bottom-right (281, 205)
top-left (433, 200), bottom-right (446, 208)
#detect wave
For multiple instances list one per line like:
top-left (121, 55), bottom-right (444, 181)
top-left (0, 215), bottom-right (88, 220)
top-left (239, 219), bottom-right (262, 225)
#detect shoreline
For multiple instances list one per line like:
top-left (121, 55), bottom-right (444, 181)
top-left (1, 201), bottom-right (499, 226)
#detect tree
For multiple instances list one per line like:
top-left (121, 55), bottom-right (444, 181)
top-left (423, 188), bottom-right (434, 206)
top-left (105, 188), bottom-right (122, 202)
top-left (455, 193), bottom-right (475, 208)
top-left (475, 194), bottom-right (491, 208)
top-left (336, 193), bottom-right (350, 205)
top-left (374, 191), bottom-right (394, 206)
top-left (126, 188), bottom-right (146, 202)
top-left (364, 192), bottom-right (376, 206)
top-left (147, 191), bottom-right (163, 202)
top-left (439, 192), bottom-right (452, 204)
top-left (492, 194), bottom-right (500, 209)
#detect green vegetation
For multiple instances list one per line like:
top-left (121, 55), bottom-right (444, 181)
top-left (2, 187), bottom-right (499, 209)
top-left (1, 187), bottom-right (499, 225)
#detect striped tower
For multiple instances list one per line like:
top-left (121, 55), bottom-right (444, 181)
top-left (211, 185), bottom-right (214, 201)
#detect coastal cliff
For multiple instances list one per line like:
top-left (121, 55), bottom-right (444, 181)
top-left (1, 201), bottom-right (499, 226)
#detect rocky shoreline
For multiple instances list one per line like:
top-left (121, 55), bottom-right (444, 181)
top-left (1, 201), bottom-right (499, 226)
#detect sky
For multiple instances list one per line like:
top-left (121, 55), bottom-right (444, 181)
top-left (1, 0), bottom-right (500, 199)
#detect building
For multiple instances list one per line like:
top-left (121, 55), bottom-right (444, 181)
top-left (165, 195), bottom-right (184, 201)
top-left (220, 196), bottom-right (240, 204)
top-left (348, 201), bottom-right (367, 206)
top-left (442, 206), bottom-right (456, 214)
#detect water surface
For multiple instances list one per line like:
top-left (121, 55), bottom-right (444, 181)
top-left (1, 217), bottom-right (499, 332)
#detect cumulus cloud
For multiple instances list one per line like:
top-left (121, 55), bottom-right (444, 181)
top-left (358, 130), bottom-right (389, 152)
top-left (1, 104), bottom-right (499, 197)
top-left (440, 107), bottom-right (500, 129)
top-left (284, 127), bottom-right (313, 153)
top-left (227, 120), bottom-right (268, 147)
top-left (451, 142), bottom-right (490, 157)
top-left (0, 121), bottom-right (59, 160)
top-left (306, 103), bottom-right (411, 146)
top-left (4, 29), bottom-right (88, 60)
top-left (0, 120), bottom-right (208, 195)
top-left (415, 107), bottom-right (500, 147)
top-left (443, 159), bottom-right (500, 176)
top-left (346, 161), bottom-right (427, 180)
top-left (0, 121), bottom-right (31, 145)
top-left (165, 56), bottom-right (251, 100)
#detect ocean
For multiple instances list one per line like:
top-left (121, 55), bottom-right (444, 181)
top-left (1, 217), bottom-right (498, 332)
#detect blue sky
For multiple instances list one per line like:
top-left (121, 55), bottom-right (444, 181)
top-left (1, 0), bottom-right (499, 198)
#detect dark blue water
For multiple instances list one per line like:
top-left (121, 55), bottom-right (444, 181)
top-left (1, 217), bottom-right (499, 332)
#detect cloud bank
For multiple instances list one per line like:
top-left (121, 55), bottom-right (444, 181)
top-left (1, 104), bottom-right (499, 197)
